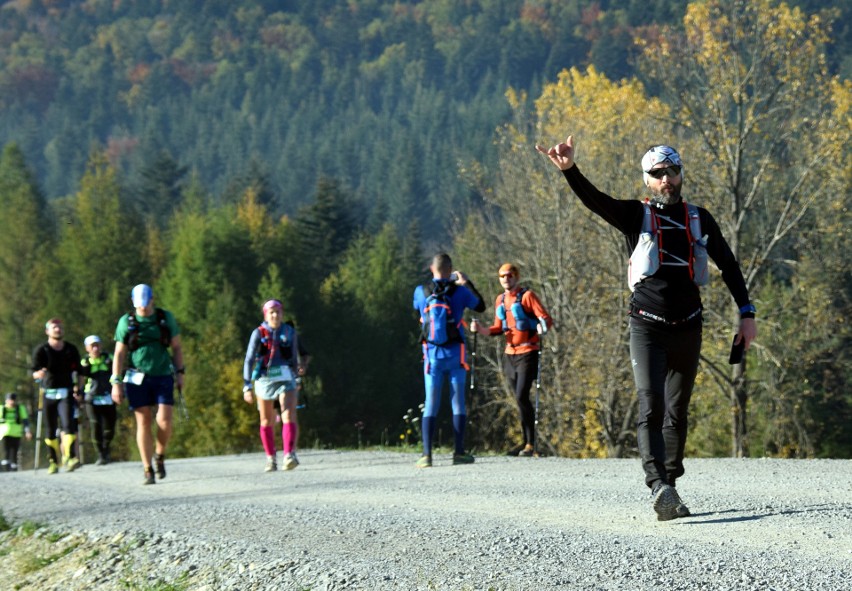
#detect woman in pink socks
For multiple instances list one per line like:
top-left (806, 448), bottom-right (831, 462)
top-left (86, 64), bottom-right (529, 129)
top-left (243, 300), bottom-right (310, 472)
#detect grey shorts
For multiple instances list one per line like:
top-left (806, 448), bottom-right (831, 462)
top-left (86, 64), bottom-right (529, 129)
top-left (254, 376), bottom-right (297, 401)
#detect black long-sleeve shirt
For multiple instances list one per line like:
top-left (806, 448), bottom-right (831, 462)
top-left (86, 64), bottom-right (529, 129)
top-left (31, 342), bottom-right (81, 389)
top-left (562, 165), bottom-right (751, 323)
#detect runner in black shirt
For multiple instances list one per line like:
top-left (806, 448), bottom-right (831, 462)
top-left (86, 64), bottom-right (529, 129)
top-left (537, 136), bottom-right (757, 520)
top-left (32, 318), bottom-right (83, 474)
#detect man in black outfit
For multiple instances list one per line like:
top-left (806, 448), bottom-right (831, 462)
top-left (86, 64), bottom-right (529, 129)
top-left (537, 136), bottom-right (757, 520)
top-left (31, 318), bottom-right (83, 474)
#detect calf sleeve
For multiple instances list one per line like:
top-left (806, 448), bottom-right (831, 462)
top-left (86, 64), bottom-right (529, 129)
top-left (259, 425), bottom-right (276, 456)
top-left (282, 422), bottom-right (298, 454)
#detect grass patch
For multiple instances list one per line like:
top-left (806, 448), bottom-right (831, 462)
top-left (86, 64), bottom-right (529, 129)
top-left (0, 510), bottom-right (11, 532)
top-left (18, 540), bottom-right (80, 574)
top-left (17, 521), bottom-right (42, 537)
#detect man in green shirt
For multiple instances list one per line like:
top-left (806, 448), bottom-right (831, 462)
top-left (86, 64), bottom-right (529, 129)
top-left (111, 284), bottom-right (184, 485)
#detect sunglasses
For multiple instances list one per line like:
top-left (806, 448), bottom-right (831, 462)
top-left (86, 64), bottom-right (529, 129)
top-left (646, 165), bottom-right (682, 179)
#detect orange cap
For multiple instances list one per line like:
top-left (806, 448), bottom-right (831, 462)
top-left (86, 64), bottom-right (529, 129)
top-left (498, 263), bottom-right (519, 278)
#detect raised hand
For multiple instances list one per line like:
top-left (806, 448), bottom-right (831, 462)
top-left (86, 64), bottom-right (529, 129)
top-left (535, 135), bottom-right (575, 170)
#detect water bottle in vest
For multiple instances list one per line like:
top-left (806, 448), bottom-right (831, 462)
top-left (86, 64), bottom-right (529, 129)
top-left (510, 298), bottom-right (533, 332)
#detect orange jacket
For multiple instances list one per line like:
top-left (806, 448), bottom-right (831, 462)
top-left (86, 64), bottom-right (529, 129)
top-left (486, 287), bottom-right (553, 355)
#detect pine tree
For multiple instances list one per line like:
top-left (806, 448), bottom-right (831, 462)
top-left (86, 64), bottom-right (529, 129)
top-left (0, 143), bottom-right (51, 395)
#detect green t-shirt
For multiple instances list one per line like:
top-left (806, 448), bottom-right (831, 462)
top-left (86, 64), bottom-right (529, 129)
top-left (114, 309), bottom-right (180, 376)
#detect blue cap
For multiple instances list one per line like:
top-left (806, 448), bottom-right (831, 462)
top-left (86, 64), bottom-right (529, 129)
top-left (131, 284), bottom-right (153, 308)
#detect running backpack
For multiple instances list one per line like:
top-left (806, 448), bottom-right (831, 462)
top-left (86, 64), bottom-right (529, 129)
top-left (628, 200), bottom-right (709, 291)
top-left (124, 308), bottom-right (171, 351)
top-left (420, 281), bottom-right (463, 346)
top-left (496, 288), bottom-right (535, 335)
top-left (252, 323), bottom-right (297, 379)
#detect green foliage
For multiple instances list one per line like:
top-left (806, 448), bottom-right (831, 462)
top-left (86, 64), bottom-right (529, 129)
top-left (11, 0), bottom-right (826, 237)
top-left (307, 224), bottom-right (423, 446)
top-left (0, 143), bottom-right (50, 396)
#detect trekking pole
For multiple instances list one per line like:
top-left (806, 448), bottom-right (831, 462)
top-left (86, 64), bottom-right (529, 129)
top-left (534, 331), bottom-right (543, 457)
top-left (75, 402), bottom-right (84, 465)
top-left (296, 378), bottom-right (308, 410)
top-left (72, 372), bottom-right (83, 465)
top-left (176, 384), bottom-right (189, 421)
top-left (469, 319), bottom-right (478, 395)
top-left (33, 381), bottom-right (44, 471)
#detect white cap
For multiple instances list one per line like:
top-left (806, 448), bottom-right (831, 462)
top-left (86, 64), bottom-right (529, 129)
top-left (641, 145), bottom-right (683, 172)
top-left (83, 335), bottom-right (101, 347)
top-left (131, 284), bottom-right (153, 308)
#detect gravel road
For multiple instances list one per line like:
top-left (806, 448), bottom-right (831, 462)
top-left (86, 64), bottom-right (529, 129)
top-left (2, 451), bottom-right (851, 590)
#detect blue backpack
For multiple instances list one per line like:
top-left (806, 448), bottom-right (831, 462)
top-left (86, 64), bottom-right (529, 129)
top-left (420, 281), bottom-right (462, 346)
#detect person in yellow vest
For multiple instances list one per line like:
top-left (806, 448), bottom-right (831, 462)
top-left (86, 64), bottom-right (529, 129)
top-left (80, 335), bottom-right (117, 465)
top-left (1, 393), bottom-right (32, 471)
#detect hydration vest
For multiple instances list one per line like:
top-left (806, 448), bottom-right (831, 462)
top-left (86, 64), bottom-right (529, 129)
top-left (420, 281), bottom-right (463, 346)
top-left (628, 200), bottom-right (709, 292)
top-left (81, 353), bottom-right (113, 396)
top-left (252, 323), bottom-right (297, 380)
top-left (125, 308), bottom-right (171, 351)
top-left (496, 288), bottom-right (535, 335)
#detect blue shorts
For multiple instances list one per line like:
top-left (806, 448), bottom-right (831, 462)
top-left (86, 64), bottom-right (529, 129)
top-left (254, 376), bottom-right (297, 401)
top-left (126, 374), bottom-right (175, 410)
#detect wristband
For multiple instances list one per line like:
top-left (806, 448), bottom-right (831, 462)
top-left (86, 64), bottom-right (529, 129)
top-left (739, 304), bottom-right (756, 316)
top-left (109, 375), bottom-right (123, 385)
top-left (243, 385), bottom-right (252, 393)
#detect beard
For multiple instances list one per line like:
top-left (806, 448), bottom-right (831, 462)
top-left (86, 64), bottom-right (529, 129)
top-left (649, 182), bottom-right (682, 206)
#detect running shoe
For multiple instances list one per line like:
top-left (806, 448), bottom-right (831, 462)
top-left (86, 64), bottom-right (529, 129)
top-left (652, 482), bottom-right (680, 521)
top-left (671, 487), bottom-right (691, 518)
top-left (452, 453), bottom-right (475, 465)
top-left (154, 453), bottom-right (166, 479)
top-left (47, 460), bottom-right (59, 475)
top-left (283, 453), bottom-right (299, 471)
top-left (143, 467), bottom-right (155, 485)
top-left (518, 445), bottom-right (535, 457)
top-left (265, 456), bottom-right (277, 472)
top-left (66, 457), bottom-right (81, 472)
top-left (415, 455), bottom-right (432, 469)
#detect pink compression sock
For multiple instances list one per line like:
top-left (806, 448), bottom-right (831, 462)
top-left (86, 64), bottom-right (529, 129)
top-left (282, 422), bottom-right (298, 454)
top-left (260, 425), bottom-right (276, 456)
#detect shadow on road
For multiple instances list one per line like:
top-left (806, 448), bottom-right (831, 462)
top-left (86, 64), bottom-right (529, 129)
top-left (680, 503), bottom-right (846, 525)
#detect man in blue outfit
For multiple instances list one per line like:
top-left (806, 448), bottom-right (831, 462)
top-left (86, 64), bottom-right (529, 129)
top-left (412, 253), bottom-right (486, 468)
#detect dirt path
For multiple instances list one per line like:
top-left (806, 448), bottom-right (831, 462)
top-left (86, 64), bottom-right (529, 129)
top-left (2, 451), bottom-right (850, 590)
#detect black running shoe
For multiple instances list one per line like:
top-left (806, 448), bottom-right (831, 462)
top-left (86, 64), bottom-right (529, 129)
top-left (143, 467), bottom-right (155, 485)
top-left (154, 454), bottom-right (166, 480)
top-left (652, 483), bottom-right (680, 521)
top-left (671, 487), bottom-right (691, 518)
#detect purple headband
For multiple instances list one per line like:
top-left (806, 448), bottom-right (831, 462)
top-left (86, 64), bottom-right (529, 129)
top-left (262, 299), bottom-right (283, 313)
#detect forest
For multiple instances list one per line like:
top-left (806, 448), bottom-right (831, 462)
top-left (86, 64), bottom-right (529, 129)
top-left (1, 0), bottom-right (850, 463)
